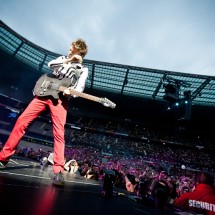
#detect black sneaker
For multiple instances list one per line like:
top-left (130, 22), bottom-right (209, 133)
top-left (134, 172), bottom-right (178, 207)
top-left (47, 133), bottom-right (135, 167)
top-left (52, 171), bottom-right (65, 186)
top-left (0, 161), bottom-right (7, 169)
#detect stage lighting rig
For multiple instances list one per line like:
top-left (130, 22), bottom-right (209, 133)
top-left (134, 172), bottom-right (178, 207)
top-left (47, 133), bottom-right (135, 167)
top-left (162, 76), bottom-right (191, 103)
top-left (163, 83), bottom-right (180, 102)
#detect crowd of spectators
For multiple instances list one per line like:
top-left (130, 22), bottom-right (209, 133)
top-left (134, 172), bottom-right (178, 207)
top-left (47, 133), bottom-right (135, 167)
top-left (65, 129), bottom-right (215, 174)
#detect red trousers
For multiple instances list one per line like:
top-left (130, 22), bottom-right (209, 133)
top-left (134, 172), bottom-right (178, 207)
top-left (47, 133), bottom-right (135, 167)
top-left (0, 96), bottom-right (68, 173)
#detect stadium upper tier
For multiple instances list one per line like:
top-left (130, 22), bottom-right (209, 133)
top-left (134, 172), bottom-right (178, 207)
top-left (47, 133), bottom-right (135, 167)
top-left (0, 20), bottom-right (215, 107)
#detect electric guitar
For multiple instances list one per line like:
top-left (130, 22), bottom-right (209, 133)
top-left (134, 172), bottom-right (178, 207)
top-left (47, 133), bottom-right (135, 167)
top-left (33, 74), bottom-right (116, 109)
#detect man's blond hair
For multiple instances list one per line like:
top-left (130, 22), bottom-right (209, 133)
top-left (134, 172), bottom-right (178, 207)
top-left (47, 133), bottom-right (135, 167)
top-left (72, 38), bottom-right (88, 58)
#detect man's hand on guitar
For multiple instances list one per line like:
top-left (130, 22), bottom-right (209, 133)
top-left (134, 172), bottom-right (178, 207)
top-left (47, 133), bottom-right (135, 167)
top-left (63, 87), bottom-right (77, 98)
top-left (63, 87), bottom-right (70, 95)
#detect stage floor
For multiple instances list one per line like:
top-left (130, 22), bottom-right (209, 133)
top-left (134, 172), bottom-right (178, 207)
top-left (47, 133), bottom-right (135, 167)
top-left (0, 155), bottom-right (178, 215)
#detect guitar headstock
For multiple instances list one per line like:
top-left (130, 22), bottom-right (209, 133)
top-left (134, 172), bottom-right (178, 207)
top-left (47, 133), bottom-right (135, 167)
top-left (99, 97), bottom-right (116, 109)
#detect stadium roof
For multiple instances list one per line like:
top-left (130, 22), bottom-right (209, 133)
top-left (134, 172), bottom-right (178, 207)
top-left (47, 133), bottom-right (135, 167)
top-left (0, 20), bottom-right (215, 108)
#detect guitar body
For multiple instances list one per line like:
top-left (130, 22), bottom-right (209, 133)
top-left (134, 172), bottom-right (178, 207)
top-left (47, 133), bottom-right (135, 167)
top-left (33, 74), bottom-right (71, 99)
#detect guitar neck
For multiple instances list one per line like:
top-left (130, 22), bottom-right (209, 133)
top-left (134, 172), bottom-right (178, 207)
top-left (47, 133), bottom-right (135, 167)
top-left (59, 86), bottom-right (100, 102)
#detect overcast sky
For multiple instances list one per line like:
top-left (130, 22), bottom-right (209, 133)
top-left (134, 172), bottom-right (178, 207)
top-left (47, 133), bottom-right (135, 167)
top-left (1, 0), bottom-right (215, 76)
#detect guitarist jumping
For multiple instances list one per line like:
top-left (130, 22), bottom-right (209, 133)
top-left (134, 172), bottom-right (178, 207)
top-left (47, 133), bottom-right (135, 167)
top-left (0, 38), bottom-right (115, 187)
